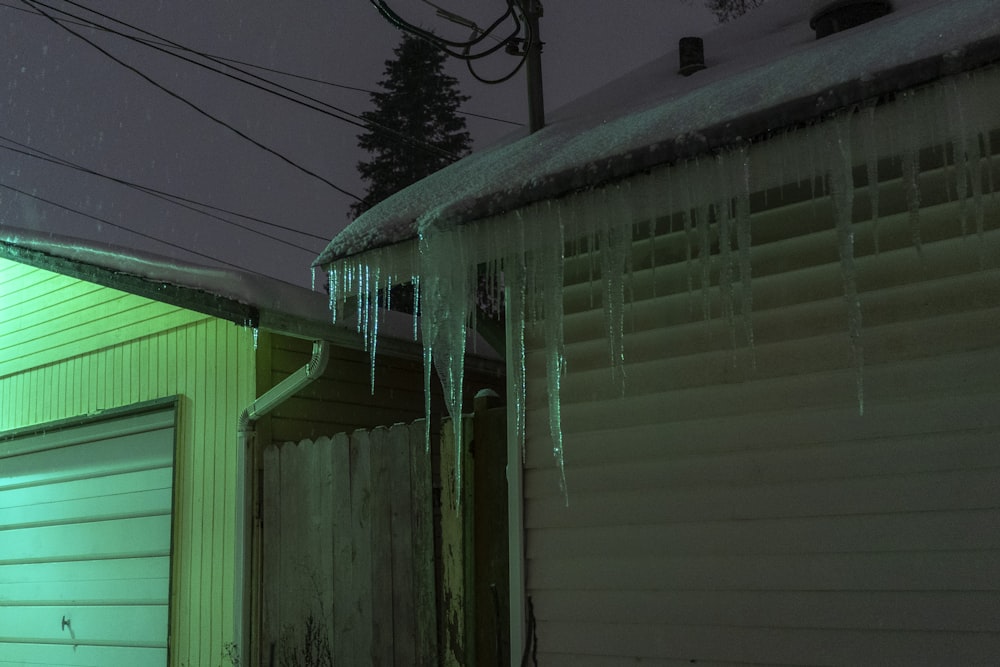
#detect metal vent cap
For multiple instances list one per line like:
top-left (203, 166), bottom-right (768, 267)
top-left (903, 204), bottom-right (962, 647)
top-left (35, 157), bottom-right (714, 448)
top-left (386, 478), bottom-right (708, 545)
top-left (810, 0), bottom-right (893, 39)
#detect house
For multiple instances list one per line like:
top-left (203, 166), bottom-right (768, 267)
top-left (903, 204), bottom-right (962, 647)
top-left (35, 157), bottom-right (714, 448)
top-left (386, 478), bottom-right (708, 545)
top-left (0, 226), bottom-right (501, 666)
top-left (314, 0), bottom-right (1000, 663)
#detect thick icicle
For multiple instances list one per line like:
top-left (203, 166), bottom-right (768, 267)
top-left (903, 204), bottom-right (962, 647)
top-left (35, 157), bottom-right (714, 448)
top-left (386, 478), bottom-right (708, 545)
top-left (861, 105), bottom-right (881, 254)
top-left (697, 204), bottom-right (712, 321)
top-left (715, 193), bottom-right (737, 363)
top-left (946, 78), bottom-right (972, 238)
top-left (901, 148), bottom-right (923, 258)
top-left (328, 267), bottom-right (337, 323)
top-left (829, 115), bottom-right (865, 416)
top-left (542, 205), bottom-right (568, 501)
top-left (419, 225), bottom-right (473, 508)
top-left (252, 327), bottom-right (259, 352)
top-left (509, 212), bottom-right (529, 463)
top-left (600, 189), bottom-right (628, 395)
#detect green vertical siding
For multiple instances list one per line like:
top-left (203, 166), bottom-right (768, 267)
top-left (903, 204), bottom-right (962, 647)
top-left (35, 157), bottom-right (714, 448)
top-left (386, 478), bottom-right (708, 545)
top-left (0, 258), bottom-right (256, 667)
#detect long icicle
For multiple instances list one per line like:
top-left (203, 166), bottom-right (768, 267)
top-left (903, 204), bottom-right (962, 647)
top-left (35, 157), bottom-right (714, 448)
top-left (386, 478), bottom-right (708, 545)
top-left (829, 113), bottom-right (865, 416)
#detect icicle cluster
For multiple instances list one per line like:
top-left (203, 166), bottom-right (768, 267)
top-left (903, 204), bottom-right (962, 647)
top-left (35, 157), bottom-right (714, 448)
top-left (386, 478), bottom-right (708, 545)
top-left (321, 65), bottom-right (999, 502)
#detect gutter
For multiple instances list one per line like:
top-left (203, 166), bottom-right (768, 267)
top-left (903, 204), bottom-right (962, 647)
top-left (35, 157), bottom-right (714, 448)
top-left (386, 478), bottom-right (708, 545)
top-left (233, 339), bottom-right (330, 662)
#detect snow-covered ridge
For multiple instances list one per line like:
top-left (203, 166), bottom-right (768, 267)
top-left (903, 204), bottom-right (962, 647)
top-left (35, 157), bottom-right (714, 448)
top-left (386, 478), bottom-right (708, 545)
top-left (316, 0), bottom-right (1000, 265)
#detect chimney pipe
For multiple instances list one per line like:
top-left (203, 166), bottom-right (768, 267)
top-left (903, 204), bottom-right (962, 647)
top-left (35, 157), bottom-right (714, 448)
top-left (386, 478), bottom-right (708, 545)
top-left (678, 36), bottom-right (706, 76)
top-left (810, 0), bottom-right (893, 39)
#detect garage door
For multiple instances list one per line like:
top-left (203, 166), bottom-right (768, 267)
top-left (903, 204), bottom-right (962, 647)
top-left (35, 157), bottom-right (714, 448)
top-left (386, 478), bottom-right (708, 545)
top-left (0, 402), bottom-right (176, 666)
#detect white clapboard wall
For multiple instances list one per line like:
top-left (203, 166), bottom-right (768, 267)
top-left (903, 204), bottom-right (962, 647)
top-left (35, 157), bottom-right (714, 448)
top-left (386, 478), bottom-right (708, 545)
top-left (520, 123), bottom-right (1000, 661)
top-left (0, 404), bottom-right (176, 666)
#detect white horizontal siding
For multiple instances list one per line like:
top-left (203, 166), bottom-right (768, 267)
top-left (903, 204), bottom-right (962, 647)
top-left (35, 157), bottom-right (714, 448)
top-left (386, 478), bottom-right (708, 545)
top-left (520, 86), bottom-right (1000, 663)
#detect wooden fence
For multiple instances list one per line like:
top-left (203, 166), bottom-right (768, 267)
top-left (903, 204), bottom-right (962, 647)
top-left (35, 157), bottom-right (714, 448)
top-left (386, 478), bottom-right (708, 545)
top-left (259, 394), bottom-right (508, 666)
top-left (260, 422), bottom-right (436, 666)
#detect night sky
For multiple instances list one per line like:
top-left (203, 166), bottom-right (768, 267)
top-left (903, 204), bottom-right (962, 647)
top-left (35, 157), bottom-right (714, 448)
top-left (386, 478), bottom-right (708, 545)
top-left (1, 1), bottom-right (715, 287)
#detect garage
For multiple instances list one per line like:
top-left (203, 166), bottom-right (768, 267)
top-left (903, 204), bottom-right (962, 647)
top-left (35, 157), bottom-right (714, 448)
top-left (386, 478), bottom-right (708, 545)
top-left (0, 401), bottom-right (176, 666)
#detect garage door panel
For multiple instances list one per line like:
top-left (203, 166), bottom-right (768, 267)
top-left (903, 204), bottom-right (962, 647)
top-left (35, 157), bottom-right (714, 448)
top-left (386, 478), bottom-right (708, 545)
top-left (0, 556), bottom-right (170, 585)
top-left (0, 427), bottom-right (173, 489)
top-left (0, 573), bottom-right (168, 605)
top-left (0, 642), bottom-right (166, 667)
top-left (0, 467), bottom-right (172, 511)
top-left (0, 604), bottom-right (168, 644)
top-left (0, 485), bottom-right (172, 529)
top-left (1, 515), bottom-right (171, 562)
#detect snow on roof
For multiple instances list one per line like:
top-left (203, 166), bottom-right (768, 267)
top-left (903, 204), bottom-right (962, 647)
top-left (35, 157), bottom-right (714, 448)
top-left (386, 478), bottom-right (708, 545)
top-left (315, 0), bottom-right (1000, 266)
top-left (0, 224), bottom-right (331, 327)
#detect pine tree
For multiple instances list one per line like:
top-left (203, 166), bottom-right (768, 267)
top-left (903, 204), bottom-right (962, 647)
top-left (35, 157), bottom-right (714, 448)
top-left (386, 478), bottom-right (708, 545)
top-left (351, 33), bottom-right (472, 218)
top-left (704, 0), bottom-right (766, 23)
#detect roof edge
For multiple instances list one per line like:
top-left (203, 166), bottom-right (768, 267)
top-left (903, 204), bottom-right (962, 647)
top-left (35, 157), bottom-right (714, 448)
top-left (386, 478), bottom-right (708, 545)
top-left (317, 31), bottom-right (1000, 267)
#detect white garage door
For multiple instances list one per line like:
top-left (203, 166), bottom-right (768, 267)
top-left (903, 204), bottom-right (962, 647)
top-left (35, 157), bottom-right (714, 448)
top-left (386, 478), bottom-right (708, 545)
top-left (0, 402), bottom-right (176, 666)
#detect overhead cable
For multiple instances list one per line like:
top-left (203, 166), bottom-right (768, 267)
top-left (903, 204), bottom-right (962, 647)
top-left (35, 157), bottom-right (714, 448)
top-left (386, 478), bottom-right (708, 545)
top-left (21, 0), bottom-right (366, 203)
top-left (0, 138), bottom-right (327, 253)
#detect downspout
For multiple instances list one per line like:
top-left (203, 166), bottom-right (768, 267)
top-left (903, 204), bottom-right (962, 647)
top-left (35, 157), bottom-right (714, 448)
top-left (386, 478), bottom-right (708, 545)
top-left (233, 339), bottom-right (330, 663)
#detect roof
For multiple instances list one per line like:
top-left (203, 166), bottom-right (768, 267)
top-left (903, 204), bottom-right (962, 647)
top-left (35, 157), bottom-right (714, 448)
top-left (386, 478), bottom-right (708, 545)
top-left (0, 225), bottom-right (341, 340)
top-left (315, 0), bottom-right (1000, 266)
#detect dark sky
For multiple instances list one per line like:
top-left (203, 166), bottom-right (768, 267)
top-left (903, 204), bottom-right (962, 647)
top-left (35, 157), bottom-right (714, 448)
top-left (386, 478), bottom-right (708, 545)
top-left (1, 1), bottom-right (714, 287)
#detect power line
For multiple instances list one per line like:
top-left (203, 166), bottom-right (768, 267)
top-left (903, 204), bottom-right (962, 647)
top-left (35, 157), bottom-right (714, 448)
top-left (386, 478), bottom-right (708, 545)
top-left (27, 0), bottom-right (465, 162)
top-left (21, 0), bottom-right (366, 203)
top-left (0, 137), bottom-right (327, 254)
top-left (2, 0), bottom-right (523, 127)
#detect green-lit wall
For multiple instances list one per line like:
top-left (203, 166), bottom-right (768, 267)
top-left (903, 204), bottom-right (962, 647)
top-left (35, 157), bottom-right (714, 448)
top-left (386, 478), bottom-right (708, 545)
top-left (0, 256), bottom-right (255, 667)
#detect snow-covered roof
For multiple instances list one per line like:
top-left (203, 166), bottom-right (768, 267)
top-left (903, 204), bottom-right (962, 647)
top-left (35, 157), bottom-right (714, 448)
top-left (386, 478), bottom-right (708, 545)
top-left (0, 225), bottom-right (338, 338)
top-left (315, 0), bottom-right (1000, 266)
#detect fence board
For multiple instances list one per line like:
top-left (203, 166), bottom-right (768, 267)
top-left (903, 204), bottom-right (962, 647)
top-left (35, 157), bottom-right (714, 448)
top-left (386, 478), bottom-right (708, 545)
top-left (410, 420), bottom-right (438, 667)
top-left (369, 427), bottom-right (394, 666)
top-left (348, 430), bottom-right (374, 664)
top-left (390, 424), bottom-right (417, 665)
top-left (331, 432), bottom-right (353, 665)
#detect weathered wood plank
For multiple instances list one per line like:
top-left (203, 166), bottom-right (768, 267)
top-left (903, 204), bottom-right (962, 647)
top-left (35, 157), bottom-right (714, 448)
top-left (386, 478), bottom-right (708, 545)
top-left (348, 429), bottom-right (374, 664)
top-left (388, 423), bottom-right (417, 666)
top-left (309, 436), bottom-right (336, 661)
top-left (369, 427), bottom-right (394, 665)
top-left (261, 444), bottom-right (281, 660)
top-left (409, 419), bottom-right (438, 667)
top-left (331, 432), bottom-right (354, 665)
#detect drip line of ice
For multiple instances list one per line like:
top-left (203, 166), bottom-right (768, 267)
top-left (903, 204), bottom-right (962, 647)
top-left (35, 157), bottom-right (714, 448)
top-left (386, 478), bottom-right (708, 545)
top-left (320, 66), bottom-right (997, 503)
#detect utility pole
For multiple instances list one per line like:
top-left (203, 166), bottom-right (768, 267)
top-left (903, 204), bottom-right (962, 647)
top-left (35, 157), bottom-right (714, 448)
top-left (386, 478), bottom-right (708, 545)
top-left (524, 0), bottom-right (545, 133)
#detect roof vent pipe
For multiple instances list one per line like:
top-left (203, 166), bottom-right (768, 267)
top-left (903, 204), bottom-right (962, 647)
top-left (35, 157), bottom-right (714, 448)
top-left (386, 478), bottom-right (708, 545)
top-left (678, 36), bottom-right (706, 76)
top-left (810, 0), bottom-right (893, 39)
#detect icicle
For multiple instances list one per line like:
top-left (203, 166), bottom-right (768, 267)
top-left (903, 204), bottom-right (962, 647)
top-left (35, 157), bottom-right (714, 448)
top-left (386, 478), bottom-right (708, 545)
top-left (508, 213), bottom-right (529, 464)
top-left (311, 266), bottom-right (316, 292)
top-left (252, 327), bottom-right (259, 351)
top-left (735, 147), bottom-right (755, 369)
top-left (412, 273), bottom-right (421, 341)
top-left (901, 148), bottom-right (923, 258)
top-left (369, 266), bottom-right (381, 395)
top-left (695, 204), bottom-right (712, 321)
top-left (542, 207), bottom-right (569, 502)
top-left (716, 198), bottom-right (737, 363)
top-left (862, 105), bottom-right (881, 254)
top-left (900, 92), bottom-right (924, 259)
top-left (419, 225), bottom-right (473, 509)
top-left (599, 189), bottom-right (628, 395)
top-left (829, 114), bottom-right (865, 416)
top-left (946, 78), bottom-right (971, 238)
top-left (971, 133), bottom-right (987, 268)
top-left (334, 266), bottom-right (338, 324)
